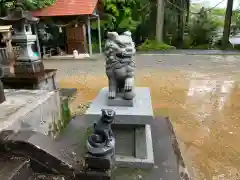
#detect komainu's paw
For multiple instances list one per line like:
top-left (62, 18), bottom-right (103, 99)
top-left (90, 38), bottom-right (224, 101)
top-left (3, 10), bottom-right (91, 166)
top-left (108, 91), bottom-right (116, 99)
top-left (124, 78), bottom-right (134, 92)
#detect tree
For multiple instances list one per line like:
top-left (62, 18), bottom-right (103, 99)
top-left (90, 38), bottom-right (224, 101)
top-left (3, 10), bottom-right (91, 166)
top-left (23, 0), bottom-right (56, 10)
top-left (0, 0), bottom-right (56, 16)
top-left (222, 0), bottom-right (234, 49)
top-left (188, 7), bottom-right (220, 47)
top-left (163, 0), bottom-right (190, 47)
top-left (156, 0), bottom-right (164, 42)
top-left (91, 0), bottom-right (152, 44)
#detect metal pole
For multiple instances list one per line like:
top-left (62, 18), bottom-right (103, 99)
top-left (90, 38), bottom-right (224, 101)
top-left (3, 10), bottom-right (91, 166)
top-left (97, 15), bottom-right (102, 53)
top-left (87, 17), bottom-right (92, 55)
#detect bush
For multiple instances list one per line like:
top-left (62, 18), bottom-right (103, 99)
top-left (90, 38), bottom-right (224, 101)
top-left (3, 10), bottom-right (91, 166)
top-left (137, 39), bottom-right (176, 51)
top-left (187, 7), bottom-right (221, 48)
top-left (183, 36), bottom-right (193, 49)
top-left (190, 44), bottom-right (211, 49)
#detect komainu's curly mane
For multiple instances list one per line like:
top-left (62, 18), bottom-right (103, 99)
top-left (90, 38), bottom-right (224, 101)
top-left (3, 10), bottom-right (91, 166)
top-left (104, 31), bottom-right (136, 70)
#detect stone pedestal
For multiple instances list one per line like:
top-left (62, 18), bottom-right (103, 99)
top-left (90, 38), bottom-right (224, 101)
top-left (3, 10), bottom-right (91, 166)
top-left (85, 87), bottom-right (154, 169)
top-left (2, 69), bottom-right (57, 91)
top-left (108, 92), bottom-right (134, 107)
top-left (85, 153), bottom-right (115, 171)
top-left (85, 87), bottom-right (154, 125)
top-left (14, 60), bottom-right (44, 75)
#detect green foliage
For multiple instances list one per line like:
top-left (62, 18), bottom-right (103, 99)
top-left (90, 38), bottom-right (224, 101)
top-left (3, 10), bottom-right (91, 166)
top-left (211, 8), bottom-right (225, 16)
top-left (23, 0), bottom-right (56, 10)
top-left (187, 8), bottom-right (221, 47)
top-left (91, 0), bottom-right (152, 45)
top-left (137, 39), bottom-right (176, 51)
top-left (163, 0), bottom-right (190, 47)
top-left (91, 0), bottom-right (141, 32)
top-left (47, 98), bottom-right (72, 137)
top-left (182, 36), bottom-right (192, 49)
top-left (61, 98), bottom-right (72, 129)
top-left (0, 0), bottom-right (55, 12)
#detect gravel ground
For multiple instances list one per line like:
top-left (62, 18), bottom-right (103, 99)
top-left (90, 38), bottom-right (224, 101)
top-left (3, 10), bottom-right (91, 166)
top-left (44, 54), bottom-right (240, 83)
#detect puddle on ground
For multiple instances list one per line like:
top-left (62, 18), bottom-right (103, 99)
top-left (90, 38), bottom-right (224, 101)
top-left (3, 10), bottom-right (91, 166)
top-left (59, 69), bottom-right (240, 180)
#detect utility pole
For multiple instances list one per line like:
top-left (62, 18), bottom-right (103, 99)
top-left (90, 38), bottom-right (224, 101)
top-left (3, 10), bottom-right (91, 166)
top-left (156, 0), bottom-right (164, 42)
top-left (222, 0), bottom-right (234, 49)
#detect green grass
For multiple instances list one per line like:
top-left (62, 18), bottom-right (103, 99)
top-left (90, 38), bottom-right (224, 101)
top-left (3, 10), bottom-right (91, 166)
top-left (137, 40), bottom-right (176, 51)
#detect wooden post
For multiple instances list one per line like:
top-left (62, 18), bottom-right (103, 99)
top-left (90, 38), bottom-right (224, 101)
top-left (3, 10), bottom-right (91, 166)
top-left (87, 17), bottom-right (92, 55)
top-left (97, 15), bottom-right (102, 53)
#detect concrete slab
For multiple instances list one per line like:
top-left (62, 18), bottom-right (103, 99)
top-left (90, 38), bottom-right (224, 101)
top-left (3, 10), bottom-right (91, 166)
top-left (55, 116), bottom-right (187, 179)
top-left (114, 127), bottom-right (135, 156)
top-left (0, 89), bottom-right (61, 135)
top-left (85, 87), bottom-right (153, 125)
top-left (115, 125), bottom-right (154, 169)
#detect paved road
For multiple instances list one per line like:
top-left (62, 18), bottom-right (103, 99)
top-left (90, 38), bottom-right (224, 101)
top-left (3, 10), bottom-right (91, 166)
top-left (139, 49), bottom-right (240, 55)
top-left (44, 54), bottom-right (240, 82)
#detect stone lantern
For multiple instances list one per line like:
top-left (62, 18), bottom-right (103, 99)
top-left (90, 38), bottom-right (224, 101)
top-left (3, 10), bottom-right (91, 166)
top-left (0, 3), bottom-right (44, 75)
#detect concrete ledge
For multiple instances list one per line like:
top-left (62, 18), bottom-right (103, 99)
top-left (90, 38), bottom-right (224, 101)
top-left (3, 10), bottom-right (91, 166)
top-left (52, 116), bottom-right (189, 179)
top-left (85, 87), bottom-right (154, 125)
top-left (0, 89), bottom-right (61, 135)
top-left (115, 125), bottom-right (154, 169)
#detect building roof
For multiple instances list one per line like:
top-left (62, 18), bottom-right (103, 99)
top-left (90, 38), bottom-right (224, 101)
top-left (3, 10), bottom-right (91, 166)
top-left (31, 0), bottom-right (98, 17)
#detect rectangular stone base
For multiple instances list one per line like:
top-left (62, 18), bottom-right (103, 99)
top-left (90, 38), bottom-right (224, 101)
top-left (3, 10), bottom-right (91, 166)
top-left (84, 170), bottom-right (112, 180)
top-left (113, 124), bottom-right (154, 169)
top-left (2, 69), bottom-right (57, 91)
top-left (85, 153), bottom-right (114, 170)
top-left (0, 89), bottom-right (61, 135)
top-left (85, 87), bottom-right (153, 125)
top-left (108, 96), bottom-right (134, 107)
top-left (14, 60), bottom-right (44, 74)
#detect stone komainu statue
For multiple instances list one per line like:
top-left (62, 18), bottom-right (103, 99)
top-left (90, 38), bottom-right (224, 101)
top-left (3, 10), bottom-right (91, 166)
top-left (104, 31), bottom-right (136, 100)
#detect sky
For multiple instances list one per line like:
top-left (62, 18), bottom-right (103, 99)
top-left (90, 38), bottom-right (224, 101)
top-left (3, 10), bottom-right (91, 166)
top-left (191, 0), bottom-right (240, 9)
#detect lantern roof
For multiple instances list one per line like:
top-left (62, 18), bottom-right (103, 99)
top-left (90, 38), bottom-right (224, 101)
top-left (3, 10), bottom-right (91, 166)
top-left (0, 3), bottom-right (39, 23)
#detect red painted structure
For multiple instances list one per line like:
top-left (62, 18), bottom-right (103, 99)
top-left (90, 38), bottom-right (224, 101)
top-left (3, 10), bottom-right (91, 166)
top-left (31, 0), bottom-right (98, 17)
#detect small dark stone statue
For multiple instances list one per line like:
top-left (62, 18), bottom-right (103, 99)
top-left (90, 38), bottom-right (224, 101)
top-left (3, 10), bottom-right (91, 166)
top-left (87, 109), bottom-right (116, 156)
top-left (104, 31), bottom-right (136, 101)
top-left (0, 65), bottom-right (6, 104)
top-left (85, 109), bottom-right (116, 172)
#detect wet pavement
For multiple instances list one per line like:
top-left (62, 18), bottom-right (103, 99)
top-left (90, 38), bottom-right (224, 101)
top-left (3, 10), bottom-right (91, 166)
top-left (44, 54), bottom-right (240, 180)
